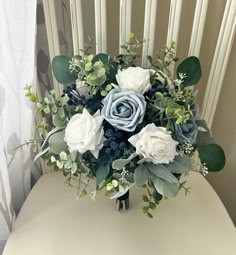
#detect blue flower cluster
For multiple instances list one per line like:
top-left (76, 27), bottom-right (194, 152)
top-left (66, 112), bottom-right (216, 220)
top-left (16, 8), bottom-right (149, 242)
top-left (103, 128), bottom-right (128, 159)
top-left (63, 84), bottom-right (86, 106)
top-left (63, 84), bottom-right (100, 113)
top-left (145, 80), bottom-right (166, 98)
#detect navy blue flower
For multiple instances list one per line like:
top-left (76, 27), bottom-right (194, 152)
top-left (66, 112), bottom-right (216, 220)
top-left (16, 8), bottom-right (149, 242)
top-left (145, 80), bottom-right (166, 98)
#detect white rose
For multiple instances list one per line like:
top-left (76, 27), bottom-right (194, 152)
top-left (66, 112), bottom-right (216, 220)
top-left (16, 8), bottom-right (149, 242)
top-left (64, 109), bottom-right (105, 159)
top-left (76, 79), bottom-right (89, 96)
top-left (128, 123), bottom-right (178, 164)
top-left (116, 67), bottom-right (151, 94)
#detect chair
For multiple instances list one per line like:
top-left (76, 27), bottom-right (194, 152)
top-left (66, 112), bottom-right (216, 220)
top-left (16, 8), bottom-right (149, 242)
top-left (3, 0), bottom-right (236, 254)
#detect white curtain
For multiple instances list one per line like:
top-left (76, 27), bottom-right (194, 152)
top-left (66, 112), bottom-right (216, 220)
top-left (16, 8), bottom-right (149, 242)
top-left (0, 0), bottom-right (38, 253)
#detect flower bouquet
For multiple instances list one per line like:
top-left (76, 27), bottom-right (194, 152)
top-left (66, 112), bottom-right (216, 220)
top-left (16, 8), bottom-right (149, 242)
top-left (27, 34), bottom-right (225, 217)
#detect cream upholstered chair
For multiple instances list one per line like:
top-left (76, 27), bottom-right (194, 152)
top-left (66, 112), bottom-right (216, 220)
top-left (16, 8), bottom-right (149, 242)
top-left (2, 171), bottom-right (236, 255)
top-left (3, 0), bottom-right (236, 254)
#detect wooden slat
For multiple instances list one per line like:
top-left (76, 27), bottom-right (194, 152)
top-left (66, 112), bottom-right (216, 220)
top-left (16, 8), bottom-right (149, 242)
top-left (42, 0), bottom-right (62, 97)
top-left (95, 0), bottom-right (107, 53)
top-left (76, 0), bottom-right (84, 55)
top-left (201, 0), bottom-right (236, 128)
top-left (166, 0), bottom-right (183, 76)
top-left (119, 0), bottom-right (132, 54)
top-left (188, 0), bottom-right (209, 57)
top-left (70, 0), bottom-right (84, 56)
top-left (142, 0), bottom-right (158, 67)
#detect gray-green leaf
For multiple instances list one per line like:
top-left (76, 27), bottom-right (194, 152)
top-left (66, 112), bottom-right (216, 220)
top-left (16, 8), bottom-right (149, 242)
top-left (165, 155), bottom-right (192, 174)
top-left (112, 153), bottom-right (137, 170)
top-left (52, 55), bottom-right (78, 84)
top-left (143, 163), bottom-right (178, 183)
top-left (152, 176), bottom-right (179, 197)
top-left (48, 131), bottom-right (68, 155)
top-left (134, 164), bottom-right (151, 187)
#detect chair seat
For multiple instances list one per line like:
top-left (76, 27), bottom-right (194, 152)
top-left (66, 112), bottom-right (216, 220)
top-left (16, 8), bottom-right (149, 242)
top-left (3, 171), bottom-right (236, 255)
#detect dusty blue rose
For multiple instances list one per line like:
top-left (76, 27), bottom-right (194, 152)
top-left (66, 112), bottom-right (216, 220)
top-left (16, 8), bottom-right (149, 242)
top-left (101, 88), bottom-right (146, 132)
top-left (170, 118), bottom-right (198, 144)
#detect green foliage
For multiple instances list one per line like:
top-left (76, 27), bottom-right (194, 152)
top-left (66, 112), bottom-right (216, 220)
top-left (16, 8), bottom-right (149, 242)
top-left (33, 147), bottom-right (49, 163)
top-left (112, 153), bottom-right (137, 170)
top-left (92, 53), bottom-right (117, 83)
top-left (69, 53), bottom-right (116, 96)
top-left (96, 151), bottom-right (113, 186)
top-left (198, 144), bottom-right (226, 172)
top-left (24, 84), bottom-right (36, 102)
top-left (165, 155), bottom-right (192, 174)
top-left (134, 164), bottom-right (151, 187)
top-left (141, 181), bottom-right (162, 218)
top-left (152, 176), bottom-right (179, 197)
top-left (134, 160), bottom-right (188, 198)
top-left (148, 41), bottom-right (178, 74)
top-left (149, 93), bottom-right (193, 127)
top-left (179, 181), bottom-right (191, 196)
top-left (144, 163), bottom-right (179, 184)
top-left (115, 32), bottom-right (143, 68)
top-left (52, 55), bottom-right (78, 84)
top-left (48, 131), bottom-right (68, 155)
top-left (196, 119), bottom-right (214, 145)
top-left (177, 56), bottom-right (202, 86)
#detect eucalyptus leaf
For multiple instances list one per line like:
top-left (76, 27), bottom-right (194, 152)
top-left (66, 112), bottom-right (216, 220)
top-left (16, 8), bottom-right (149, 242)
top-left (110, 184), bottom-right (134, 199)
top-left (57, 107), bottom-right (65, 118)
top-left (53, 112), bottom-right (66, 127)
top-left (56, 160), bottom-right (64, 169)
top-left (52, 55), bottom-right (78, 84)
top-left (70, 151), bottom-right (77, 162)
top-left (134, 164), bottom-right (151, 187)
top-left (143, 163), bottom-right (178, 183)
top-left (60, 151), bottom-right (67, 161)
top-left (64, 160), bottom-right (72, 169)
top-left (48, 131), bottom-right (68, 155)
top-left (153, 190), bottom-right (162, 202)
top-left (112, 153), bottom-right (137, 170)
top-left (80, 162), bottom-right (90, 175)
top-left (177, 56), bottom-right (201, 86)
top-left (93, 53), bottom-right (117, 82)
top-left (96, 153), bottom-right (112, 186)
top-left (152, 176), bottom-right (179, 197)
top-left (71, 162), bottom-right (77, 174)
top-left (198, 143), bottom-right (225, 172)
top-left (165, 154), bottom-right (192, 174)
top-left (196, 130), bottom-right (214, 145)
top-left (196, 119), bottom-right (210, 132)
top-left (33, 147), bottom-right (49, 163)
top-left (41, 127), bottom-right (65, 149)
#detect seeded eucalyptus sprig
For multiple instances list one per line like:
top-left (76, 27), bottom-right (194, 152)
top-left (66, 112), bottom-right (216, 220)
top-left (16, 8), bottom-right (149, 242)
top-left (115, 32), bottom-right (143, 68)
top-left (141, 181), bottom-right (162, 218)
top-left (148, 41), bottom-right (179, 75)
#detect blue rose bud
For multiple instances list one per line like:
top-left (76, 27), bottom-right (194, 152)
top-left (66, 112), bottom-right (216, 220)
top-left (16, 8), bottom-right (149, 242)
top-left (101, 88), bottom-right (146, 132)
top-left (170, 118), bottom-right (198, 144)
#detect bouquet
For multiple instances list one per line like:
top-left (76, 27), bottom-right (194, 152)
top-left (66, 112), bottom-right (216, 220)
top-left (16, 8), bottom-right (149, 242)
top-left (26, 34), bottom-right (225, 217)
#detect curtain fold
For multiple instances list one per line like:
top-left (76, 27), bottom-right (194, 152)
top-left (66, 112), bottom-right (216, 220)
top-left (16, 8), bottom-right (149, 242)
top-left (0, 0), bottom-right (38, 253)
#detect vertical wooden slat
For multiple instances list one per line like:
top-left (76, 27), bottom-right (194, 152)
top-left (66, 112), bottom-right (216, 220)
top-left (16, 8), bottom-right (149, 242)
top-left (142, 0), bottom-right (158, 67)
top-left (95, 0), bottom-right (107, 53)
top-left (202, 0), bottom-right (236, 128)
top-left (166, 0), bottom-right (183, 76)
top-left (188, 0), bottom-right (209, 57)
top-left (42, 0), bottom-right (62, 97)
top-left (76, 0), bottom-right (84, 55)
top-left (70, 0), bottom-right (84, 56)
top-left (119, 0), bottom-right (132, 54)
